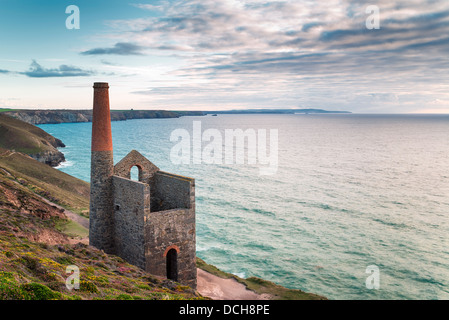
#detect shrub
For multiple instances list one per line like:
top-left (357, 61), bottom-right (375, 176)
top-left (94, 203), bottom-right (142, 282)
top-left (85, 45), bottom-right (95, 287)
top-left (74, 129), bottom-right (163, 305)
top-left (80, 280), bottom-right (99, 294)
top-left (55, 256), bottom-right (75, 265)
top-left (0, 272), bottom-right (26, 300)
top-left (21, 255), bottom-right (39, 270)
top-left (20, 283), bottom-right (62, 300)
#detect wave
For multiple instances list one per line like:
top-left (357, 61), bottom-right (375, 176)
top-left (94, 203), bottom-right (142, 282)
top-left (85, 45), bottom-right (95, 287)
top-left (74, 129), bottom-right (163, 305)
top-left (55, 160), bottom-right (74, 169)
top-left (232, 272), bottom-right (246, 278)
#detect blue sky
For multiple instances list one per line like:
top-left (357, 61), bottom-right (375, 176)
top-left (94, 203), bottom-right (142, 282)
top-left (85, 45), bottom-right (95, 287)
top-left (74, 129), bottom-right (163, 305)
top-left (1, 0), bottom-right (449, 112)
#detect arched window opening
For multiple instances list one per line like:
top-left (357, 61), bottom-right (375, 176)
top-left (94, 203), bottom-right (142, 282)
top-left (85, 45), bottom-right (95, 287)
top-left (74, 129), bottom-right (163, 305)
top-left (130, 165), bottom-right (140, 181)
top-left (166, 249), bottom-right (178, 281)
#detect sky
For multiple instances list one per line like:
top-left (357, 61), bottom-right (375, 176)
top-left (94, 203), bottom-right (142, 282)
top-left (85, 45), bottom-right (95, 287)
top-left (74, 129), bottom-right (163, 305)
top-left (1, 0), bottom-right (449, 113)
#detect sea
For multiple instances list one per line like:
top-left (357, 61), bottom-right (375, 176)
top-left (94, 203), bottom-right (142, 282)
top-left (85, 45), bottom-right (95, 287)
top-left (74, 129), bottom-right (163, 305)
top-left (38, 114), bottom-right (449, 300)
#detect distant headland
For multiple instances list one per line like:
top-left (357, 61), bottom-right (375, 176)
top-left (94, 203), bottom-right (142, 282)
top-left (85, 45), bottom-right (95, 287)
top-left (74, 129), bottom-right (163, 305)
top-left (0, 108), bottom-right (351, 125)
top-left (205, 108), bottom-right (352, 115)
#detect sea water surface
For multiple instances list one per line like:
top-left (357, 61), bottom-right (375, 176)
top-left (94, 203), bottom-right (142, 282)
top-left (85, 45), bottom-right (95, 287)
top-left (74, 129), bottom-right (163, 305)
top-left (38, 114), bottom-right (449, 300)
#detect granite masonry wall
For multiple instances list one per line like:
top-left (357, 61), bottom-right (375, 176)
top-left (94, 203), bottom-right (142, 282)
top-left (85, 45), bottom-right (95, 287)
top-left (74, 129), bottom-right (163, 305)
top-left (151, 171), bottom-right (193, 212)
top-left (108, 150), bottom-right (197, 288)
top-left (114, 150), bottom-right (159, 184)
top-left (112, 175), bottom-right (150, 269)
top-left (89, 150), bottom-right (115, 254)
top-left (144, 207), bottom-right (196, 288)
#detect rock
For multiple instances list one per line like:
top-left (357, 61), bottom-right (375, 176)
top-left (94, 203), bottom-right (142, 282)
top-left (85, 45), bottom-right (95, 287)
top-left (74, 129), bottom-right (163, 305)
top-left (29, 150), bottom-right (66, 167)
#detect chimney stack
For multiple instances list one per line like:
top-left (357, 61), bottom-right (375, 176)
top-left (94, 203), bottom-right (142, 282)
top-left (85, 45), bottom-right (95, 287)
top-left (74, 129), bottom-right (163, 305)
top-left (92, 82), bottom-right (113, 152)
top-left (89, 82), bottom-right (115, 253)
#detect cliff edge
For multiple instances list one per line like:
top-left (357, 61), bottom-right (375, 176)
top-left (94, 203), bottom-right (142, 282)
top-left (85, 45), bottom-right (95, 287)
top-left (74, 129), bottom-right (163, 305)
top-left (3, 109), bottom-right (205, 125)
top-left (0, 114), bottom-right (65, 167)
top-left (0, 115), bottom-right (326, 300)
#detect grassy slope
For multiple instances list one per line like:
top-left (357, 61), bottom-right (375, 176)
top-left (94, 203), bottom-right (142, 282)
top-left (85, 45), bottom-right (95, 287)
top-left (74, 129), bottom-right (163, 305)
top-left (0, 165), bottom-right (202, 300)
top-left (0, 114), bottom-right (62, 154)
top-left (0, 148), bottom-right (89, 216)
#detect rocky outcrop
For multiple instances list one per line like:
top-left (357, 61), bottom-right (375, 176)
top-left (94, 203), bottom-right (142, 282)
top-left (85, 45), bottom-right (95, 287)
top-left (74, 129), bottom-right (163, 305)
top-left (5, 110), bottom-right (92, 125)
top-left (27, 134), bottom-right (66, 167)
top-left (29, 149), bottom-right (66, 167)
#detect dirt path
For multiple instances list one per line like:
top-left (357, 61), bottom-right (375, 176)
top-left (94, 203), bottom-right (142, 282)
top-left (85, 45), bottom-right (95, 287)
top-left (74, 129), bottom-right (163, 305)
top-left (3, 166), bottom-right (90, 231)
top-left (197, 268), bottom-right (272, 300)
top-left (38, 196), bottom-right (89, 229)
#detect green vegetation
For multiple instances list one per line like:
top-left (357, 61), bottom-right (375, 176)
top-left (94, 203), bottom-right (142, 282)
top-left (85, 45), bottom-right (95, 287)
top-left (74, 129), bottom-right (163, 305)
top-left (0, 114), bottom-right (63, 154)
top-left (55, 219), bottom-right (88, 240)
top-left (0, 147), bottom-right (89, 216)
top-left (0, 235), bottom-right (203, 300)
top-left (0, 271), bottom-right (62, 300)
top-left (0, 165), bottom-right (202, 300)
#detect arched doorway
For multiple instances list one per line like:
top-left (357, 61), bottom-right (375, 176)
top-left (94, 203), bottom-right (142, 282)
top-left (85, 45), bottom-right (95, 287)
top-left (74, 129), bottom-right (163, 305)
top-left (166, 249), bottom-right (178, 281)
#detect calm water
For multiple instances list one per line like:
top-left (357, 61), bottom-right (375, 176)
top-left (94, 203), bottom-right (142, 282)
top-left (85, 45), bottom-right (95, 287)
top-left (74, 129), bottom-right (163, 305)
top-left (38, 114), bottom-right (449, 300)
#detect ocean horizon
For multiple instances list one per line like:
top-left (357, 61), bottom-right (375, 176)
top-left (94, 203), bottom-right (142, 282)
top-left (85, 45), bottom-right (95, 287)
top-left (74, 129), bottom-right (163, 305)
top-left (38, 113), bottom-right (449, 300)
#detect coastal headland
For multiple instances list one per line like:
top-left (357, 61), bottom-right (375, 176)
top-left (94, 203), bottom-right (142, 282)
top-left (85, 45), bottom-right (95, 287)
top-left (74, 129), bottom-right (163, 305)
top-left (0, 113), bottom-right (326, 300)
top-left (1, 108), bottom-right (350, 125)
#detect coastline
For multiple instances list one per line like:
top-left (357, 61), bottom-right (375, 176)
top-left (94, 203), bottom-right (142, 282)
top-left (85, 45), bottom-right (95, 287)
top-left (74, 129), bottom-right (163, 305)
top-left (2, 108), bottom-right (351, 125)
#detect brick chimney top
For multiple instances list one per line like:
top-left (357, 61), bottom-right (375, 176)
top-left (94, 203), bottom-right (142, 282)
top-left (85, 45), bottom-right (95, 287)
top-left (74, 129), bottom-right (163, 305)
top-left (93, 82), bottom-right (109, 88)
top-left (92, 82), bottom-right (113, 152)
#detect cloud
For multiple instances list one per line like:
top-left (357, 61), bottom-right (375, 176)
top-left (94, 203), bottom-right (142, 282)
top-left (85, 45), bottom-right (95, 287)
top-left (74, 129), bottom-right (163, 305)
top-left (81, 42), bottom-right (145, 55)
top-left (123, 0), bottom-right (449, 58)
top-left (131, 2), bottom-right (170, 12)
top-left (100, 59), bottom-right (120, 66)
top-left (21, 60), bottom-right (94, 78)
top-left (104, 0), bottom-right (449, 112)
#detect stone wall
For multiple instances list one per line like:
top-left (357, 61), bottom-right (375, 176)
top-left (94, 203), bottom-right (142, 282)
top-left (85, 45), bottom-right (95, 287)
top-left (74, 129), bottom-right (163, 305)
top-left (151, 171), bottom-right (193, 212)
top-left (92, 149), bottom-right (197, 288)
top-left (112, 176), bottom-right (149, 269)
top-left (114, 150), bottom-right (159, 184)
top-left (89, 150), bottom-right (115, 254)
top-left (110, 169), bottom-right (196, 288)
top-left (144, 207), bottom-right (196, 288)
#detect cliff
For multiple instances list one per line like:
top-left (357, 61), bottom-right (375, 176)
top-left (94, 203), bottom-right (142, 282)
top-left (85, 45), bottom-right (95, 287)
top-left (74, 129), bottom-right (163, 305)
top-left (0, 114), bottom-right (65, 167)
top-left (4, 109), bottom-right (205, 125)
top-left (205, 108), bottom-right (352, 114)
top-left (0, 116), bottom-right (326, 300)
top-left (2, 108), bottom-right (352, 126)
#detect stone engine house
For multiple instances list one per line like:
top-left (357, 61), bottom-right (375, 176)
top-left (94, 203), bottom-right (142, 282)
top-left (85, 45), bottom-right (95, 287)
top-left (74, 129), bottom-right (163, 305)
top-left (89, 82), bottom-right (196, 288)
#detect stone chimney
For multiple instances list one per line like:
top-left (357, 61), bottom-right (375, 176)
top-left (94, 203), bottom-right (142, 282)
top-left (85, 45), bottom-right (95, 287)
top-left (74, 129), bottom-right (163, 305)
top-left (89, 82), bottom-right (115, 253)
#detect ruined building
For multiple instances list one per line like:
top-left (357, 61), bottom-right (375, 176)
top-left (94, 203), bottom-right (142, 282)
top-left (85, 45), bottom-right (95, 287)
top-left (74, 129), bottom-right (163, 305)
top-left (89, 82), bottom-right (196, 288)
